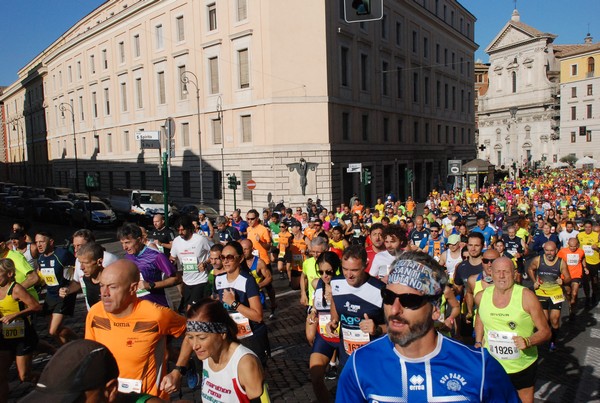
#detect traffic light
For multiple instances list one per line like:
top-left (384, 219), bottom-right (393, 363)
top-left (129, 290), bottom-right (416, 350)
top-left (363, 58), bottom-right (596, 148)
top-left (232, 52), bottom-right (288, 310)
top-left (363, 169), bottom-right (372, 185)
top-left (227, 174), bottom-right (239, 190)
top-left (406, 169), bottom-right (414, 183)
top-left (344, 0), bottom-right (383, 22)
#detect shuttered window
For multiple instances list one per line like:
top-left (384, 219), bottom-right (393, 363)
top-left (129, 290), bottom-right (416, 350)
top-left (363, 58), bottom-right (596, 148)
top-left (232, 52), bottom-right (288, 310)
top-left (241, 115), bottom-right (252, 142)
top-left (209, 57), bottom-right (219, 94)
top-left (238, 49), bottom-right (249, 88)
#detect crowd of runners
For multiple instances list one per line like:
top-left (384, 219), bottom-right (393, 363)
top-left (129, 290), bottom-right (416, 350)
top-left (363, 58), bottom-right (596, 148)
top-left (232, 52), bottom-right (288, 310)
top-left (1, 167), bottom-right (600, 402)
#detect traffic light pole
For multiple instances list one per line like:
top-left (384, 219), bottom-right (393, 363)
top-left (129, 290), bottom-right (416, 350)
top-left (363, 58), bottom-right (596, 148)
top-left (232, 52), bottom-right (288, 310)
top-left (162, 151), bottom-right (169, 228)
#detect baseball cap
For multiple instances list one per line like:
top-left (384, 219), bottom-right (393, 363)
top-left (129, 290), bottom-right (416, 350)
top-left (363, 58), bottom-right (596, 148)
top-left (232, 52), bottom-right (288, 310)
top-left (198, 209), bottom-right (206, 214)
top-left (447, 234), bottom-right (461, 245)
top-left (20, 340), bottom-right (119, 403)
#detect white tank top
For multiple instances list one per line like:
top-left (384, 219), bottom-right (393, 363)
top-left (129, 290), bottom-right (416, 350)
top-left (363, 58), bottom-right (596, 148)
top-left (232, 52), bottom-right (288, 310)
top-left (201, 343), bottom-right (257, 403)
top-left (444, 250), bottom-right (463, 279)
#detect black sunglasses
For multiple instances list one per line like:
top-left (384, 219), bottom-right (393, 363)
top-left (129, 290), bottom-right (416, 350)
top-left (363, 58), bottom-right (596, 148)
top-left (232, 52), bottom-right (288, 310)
top-left (318, 270), bottom-right (335, 276)
top-left (482, 258), bottom-right (496, 264)
top-left (381, 288), bottom-right (433, 310)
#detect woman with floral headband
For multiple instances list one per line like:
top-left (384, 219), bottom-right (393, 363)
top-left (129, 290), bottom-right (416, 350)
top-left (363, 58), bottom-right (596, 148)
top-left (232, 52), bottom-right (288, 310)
top-left (185, 298), bottom-right (270, 402)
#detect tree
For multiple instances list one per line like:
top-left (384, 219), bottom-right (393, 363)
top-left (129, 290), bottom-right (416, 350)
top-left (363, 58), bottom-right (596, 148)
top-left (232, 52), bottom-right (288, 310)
top-left (559, 155), bottom-right (578, 166)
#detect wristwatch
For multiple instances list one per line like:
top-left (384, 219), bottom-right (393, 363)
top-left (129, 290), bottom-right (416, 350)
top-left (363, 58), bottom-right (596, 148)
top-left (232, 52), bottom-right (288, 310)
top-left (173, 365), bottom-right (187, 375)
top-left (230, 301), bottom-right (240, 310)
top-left (148, 281), bottom-right (156, 290)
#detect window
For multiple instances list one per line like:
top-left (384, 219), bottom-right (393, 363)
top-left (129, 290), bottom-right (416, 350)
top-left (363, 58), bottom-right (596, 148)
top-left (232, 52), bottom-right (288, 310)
top-left (90, 55), bottom-right (96, 74)
top-left (176, 16), bottom-right (185, 42)
top-left (413, 121), bottom-right (419, 143)
top-left (413, 73), bottom-right (419, 102)
top-left (236, 0), bottom-right (248, 21)
top-left (383, 118), bottom-right (389, 142)
top-left (437, 124), bottom-right (441, 143)
top-left (341, 46), bottom-right (350, 87)
top-left (241, 115), bottom-right (252, 142)
top-left (397, 119), bottom-right (403, 142)
top-left (588, 84), bottom-right (593, 96)
top-left (92, 92), bottom-right (98, 118)
top-left (135, 78), bottom-right (143, 108)
top-left (497, 151), bottom-right (502, 165)
top-left (412, 31), bottom-right (417, 53)
top-left (238, 49), bottom-right (250, 88)
top-left (444, 49), bottom-right (448, 66)
top-left (107, 133), bottom-right (112, 153)
top-left (77, 61), bottom-right (82, 79)
top-left (124, 130), bottom-right (130, 151)
top-left (571, 131), bottom-right (576, 143)
top-left (461, 128), bottom-right (465, 144)
top-left (119, 83), bottom-right (127, 112)
top-left (118, 42), bottom-right (125, 63)
top-left (178, 65), bottom-right (187, 100)
top-left (208, 4), bottom-right (217, 31)
top-left (571, 106), bottom-right (576, 120)
top-left (360, 54), bottom-right (368, 91)
top-left (587, 130), bottom-right (592, 142)
top-left (395, 22), bottom-right (402, 46)
top-left (362, 115), bottom-right (369, 141)
top-left (342, 112), bottom-right (350, 140)
top-left (94, 134), bottom-right (100, 154)
top-left (396, 66), bottom-right (403, 98)
top-left (181, 122), bottom-right (190, 147)
top-left (101, 49), bottom-right (108, 69)
top-left (571, 64), bottom-right (578, 76)
top-left (67, 66), bottom-right (72, 83)
top-left (436, 44), bottom-right (440, 63)
top-left (451, 52), bottom-right (455, 70)
top-left (588, 57), bottom-right (595, 76)
top-left (155, 24), bottom-right (164, 49)
top-left (423, 37), bottom-right (428, 58)
top-left (157, 71), bottom-right (166, 104)
top-left (133, 34), bottom-right (141, 57)
top-left (444, 83), bottom-right (449, 108)
top-left (425, 123), bottom-right (430, 143)
top-left (460, 89), bottom-right (464, 112)
top-left (424, 77), bottom-right (429, 105)
top-left (209, 57), bottom-right (219, 94)
top-left (436, 80), bottom-right (441, 107)
top-left (212, 118), bottom-right (222, 144)
top-left (453, 127), bottom-right (457, 143)
top-left (445, 126), bottom-right (449, 143)
top-left (182, 171), bottom-right (191, 197)
top-left (512, 72), bottom-right (517, 93)
top-left (78, 96), bottom-right (84, 120)
top-left (587, 104), bottom-right (592, 119)
top-left (572, 87), bottom-right (577, 98)
top-left (104, 88), bottom-right (110, 115)
top-left (452, 86), bottom-right (456, 110)
top-left (382, 61), bottom-right (389, 96)
top-left (82, 137), bottom-right (87, 155)
top-left (460, 57), bottom-right (463, 74)
top-left (381, 14), bottom-right (387, 39)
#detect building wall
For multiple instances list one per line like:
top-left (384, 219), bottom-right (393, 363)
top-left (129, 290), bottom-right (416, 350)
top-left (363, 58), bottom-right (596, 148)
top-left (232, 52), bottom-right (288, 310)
top-left (558, 49), bottom-right (600, 161)
top-left (2, 0), bottom-right (476, 212)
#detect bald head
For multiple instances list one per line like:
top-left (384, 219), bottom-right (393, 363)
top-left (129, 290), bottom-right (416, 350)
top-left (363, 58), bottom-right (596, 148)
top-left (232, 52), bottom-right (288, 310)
top-left (482, 249), bottom-right (500, 260)
top-left (99, 259), bottom-right (140, 316)
top-left (567, 238), bottom-right (579, 249)
top-left (240, 239), bottom-right (254, 259)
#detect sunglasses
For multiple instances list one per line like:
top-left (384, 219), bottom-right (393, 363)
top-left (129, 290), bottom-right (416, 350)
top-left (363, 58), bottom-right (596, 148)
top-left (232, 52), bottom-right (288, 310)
top-left (220, 254), bottom-right (238, 262)
top-left (318, 270), bottom-right (335, 276)
top-left (246, 216), bottom-right (257, 221)
top-left (482, 258), bottom-right (496, 264)
top-left (381, 288), bottom-right (432, 310)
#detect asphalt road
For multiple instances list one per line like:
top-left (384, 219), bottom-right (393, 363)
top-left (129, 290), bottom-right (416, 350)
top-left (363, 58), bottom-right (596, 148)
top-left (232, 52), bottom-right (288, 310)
top-left (3, 215), bottom-right (600, 402)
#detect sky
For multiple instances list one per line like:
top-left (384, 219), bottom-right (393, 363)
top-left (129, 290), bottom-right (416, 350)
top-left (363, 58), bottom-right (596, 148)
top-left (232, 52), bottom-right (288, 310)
top-left (1, 0), bottom-right (600, 86)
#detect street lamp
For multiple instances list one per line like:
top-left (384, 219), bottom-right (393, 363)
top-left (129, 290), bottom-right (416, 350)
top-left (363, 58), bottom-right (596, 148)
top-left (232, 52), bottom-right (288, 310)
top-left (216, 96), bottom-right (226, 213)
top-left (11, 119), bottom-right (27, 185)
top-left (59, 102), bottom-right (79, 192)
top-left (180, 70), bottom-right (204, 204)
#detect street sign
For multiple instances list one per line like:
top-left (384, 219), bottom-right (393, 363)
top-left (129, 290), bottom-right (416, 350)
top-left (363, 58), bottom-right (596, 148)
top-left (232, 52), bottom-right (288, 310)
top-left (448, 160), bottom-right (462, 176)
top-left (141, 139), bottom-right (160, 149)
top-left (165, 117), bottom-right (176, 139)
top-left (135, 131), bottom-right (160, 141)
top-left (246, 179), bottom-right (256, 190)
top-left (347, 163), bottom-right (362, 173)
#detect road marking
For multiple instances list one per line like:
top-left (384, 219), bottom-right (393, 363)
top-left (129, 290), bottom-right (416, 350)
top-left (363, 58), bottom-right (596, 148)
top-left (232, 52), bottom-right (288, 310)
top-left (276, 289), bottom-right (300, 298)
top-left (534, 379), bottom-right (563, 401)
top-left (591, 328), bottom-right (600, 339)
top-left (574, 347), bottom-right (600, 402)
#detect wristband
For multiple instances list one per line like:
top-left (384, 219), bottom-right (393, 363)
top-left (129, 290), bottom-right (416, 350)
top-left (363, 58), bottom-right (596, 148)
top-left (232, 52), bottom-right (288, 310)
top-left (174, 365), bottom-right (187, 375)
top-left (474, 341), bottom-right (482, 347)
top-left (231, 301), bottom-right (240, 310)
top-left (148, 281), bottom-right (156, 290)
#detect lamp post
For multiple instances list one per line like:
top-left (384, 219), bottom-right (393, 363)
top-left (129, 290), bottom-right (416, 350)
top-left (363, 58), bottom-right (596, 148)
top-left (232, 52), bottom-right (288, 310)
top-left (180, 71), bottom-right (204, 204)
top-left (59, 103), bottom-right (79, 192)
top-left (216, 96), bottom-right (226, 213)
top-left (11, 118), bottom-right (27, 185)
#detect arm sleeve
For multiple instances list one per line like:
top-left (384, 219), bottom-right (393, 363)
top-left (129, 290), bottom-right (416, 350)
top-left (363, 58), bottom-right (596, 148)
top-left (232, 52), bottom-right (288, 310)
top-left (155, 253), bottom-right (177, 277)
top-left (335, 354), bottom-right (366, 403)
top-left (160, 306), bottom-right (187, 338)
top-left (481, 349), bottom-right (520, 402)
top-left (419, 238), bottom-right (427, 249)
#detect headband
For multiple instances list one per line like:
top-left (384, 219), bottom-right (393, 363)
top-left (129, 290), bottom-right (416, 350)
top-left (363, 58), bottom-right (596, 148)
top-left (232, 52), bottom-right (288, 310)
top-left (186, 321), bottom-right (228, 334)
top-left (387, 260), bottom-right (444, 297)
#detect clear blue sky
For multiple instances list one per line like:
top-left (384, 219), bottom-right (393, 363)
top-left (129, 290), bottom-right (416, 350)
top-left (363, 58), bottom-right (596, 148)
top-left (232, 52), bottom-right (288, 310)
top-left (1, 0), bottom-right (600, 86)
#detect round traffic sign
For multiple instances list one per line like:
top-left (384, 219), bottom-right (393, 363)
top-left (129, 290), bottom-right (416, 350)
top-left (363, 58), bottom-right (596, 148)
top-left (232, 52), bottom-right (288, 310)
top-left (246, 180), bottom-right (256, 190)
top-left (450, 166), bottom-right (460, 174)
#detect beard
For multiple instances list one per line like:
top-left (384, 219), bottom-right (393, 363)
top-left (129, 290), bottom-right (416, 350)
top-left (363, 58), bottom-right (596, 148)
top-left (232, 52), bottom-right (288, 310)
top-left (386, 313), bottom-right (433, 347)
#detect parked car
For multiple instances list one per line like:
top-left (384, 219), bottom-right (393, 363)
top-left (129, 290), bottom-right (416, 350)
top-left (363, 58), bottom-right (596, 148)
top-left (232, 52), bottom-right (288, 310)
top-left (173, 204), bottom-right (219, 224)
top-left (15, 197), bottom-right (52, 219)
top-left (1, 196), bottom-right (22, 216)
top-left (39, 200), bottom-right (74, 224)
top-left (68, 200), bottom-right (118, 228)
top-left (44, 187), bottom-right (72, 201)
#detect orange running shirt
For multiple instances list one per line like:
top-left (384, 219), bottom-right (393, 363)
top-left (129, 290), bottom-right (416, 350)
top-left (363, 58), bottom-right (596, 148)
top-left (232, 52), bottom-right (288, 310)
top-left (557, 247), bottom-right (585, 279)
top-left (85, 299), bottom-right (186, 399)
top-left (247, 224), bottom-right (272, 264)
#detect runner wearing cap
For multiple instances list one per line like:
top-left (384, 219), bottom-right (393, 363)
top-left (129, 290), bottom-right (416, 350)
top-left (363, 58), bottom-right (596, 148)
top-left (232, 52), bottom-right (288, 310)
top-left (336, 251), bottom-right (518, 402)
top-left (475, 257), bottom-right (551, 403)
top-left (438, 234), bottom-right (462, 280)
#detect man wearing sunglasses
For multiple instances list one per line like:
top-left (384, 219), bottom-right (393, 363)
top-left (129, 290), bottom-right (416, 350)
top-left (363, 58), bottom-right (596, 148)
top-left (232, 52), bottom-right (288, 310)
top-left (336, 252), bottom-right (518, 403)
top-left (327, 246), bottom-right (386, 367)
top-left (246, 209), bottom-right (272, 267)
top-left (465, 249), bottom-right (500, 324)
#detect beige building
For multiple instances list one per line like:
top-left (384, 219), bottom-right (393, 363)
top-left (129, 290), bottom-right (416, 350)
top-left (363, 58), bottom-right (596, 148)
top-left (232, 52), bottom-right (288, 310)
top-left (1, 0), bottom-right (476, 211)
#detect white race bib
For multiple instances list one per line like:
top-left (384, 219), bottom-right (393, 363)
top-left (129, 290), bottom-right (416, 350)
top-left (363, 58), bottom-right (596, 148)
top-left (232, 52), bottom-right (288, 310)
top-left (118, 378), bottom-right (142, 394)
top-left (566, 253), bottom-right (580, 266)
top-left (180, 252), bottom-right (198, 273)
top-left (342, 327), bottom-right (370, 355)
top-left (230, 312), bottom-right (253, 339)
top-left (136, 273), bottom-right (150, 298)
top-left (487, 330), bottom-right (520, 360)
top-left (583, 245), bottom-right (594, 256)
top-left (41, 267), bottom-right (59, 286)
top-left (2, 320), bottom-right (25, 339)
